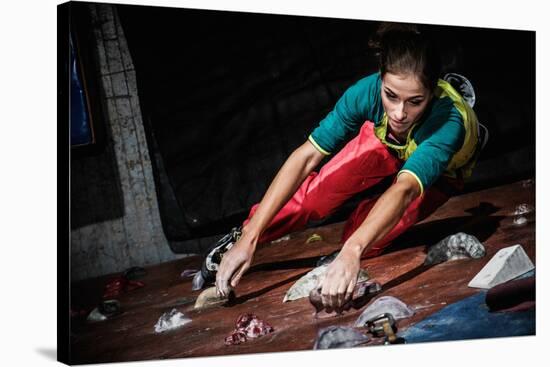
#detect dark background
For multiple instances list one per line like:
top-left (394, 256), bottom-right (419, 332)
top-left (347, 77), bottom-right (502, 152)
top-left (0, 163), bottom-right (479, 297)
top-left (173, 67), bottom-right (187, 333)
top-left (111, 5), bottom-right (535, 252)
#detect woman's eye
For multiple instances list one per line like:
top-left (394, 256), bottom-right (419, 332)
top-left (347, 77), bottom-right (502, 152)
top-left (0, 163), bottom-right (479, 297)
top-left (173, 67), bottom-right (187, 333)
top-left (409, 100), bottom-right (422, 106)
top-left (385, 93), bottom-right (397, 100)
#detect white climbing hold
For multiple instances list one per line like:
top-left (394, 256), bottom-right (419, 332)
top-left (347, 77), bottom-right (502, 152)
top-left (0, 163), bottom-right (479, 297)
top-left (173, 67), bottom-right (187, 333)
top-left (154, 309), bottom-right (191, 333)
top-left (513, 216), bottom-right (528, 226)
top-left (271, 235), bottom-right (291, 244)
top-left (468, 244), bottom-right (534, 289)
top-left (513, 204), bottom-right (534, 216)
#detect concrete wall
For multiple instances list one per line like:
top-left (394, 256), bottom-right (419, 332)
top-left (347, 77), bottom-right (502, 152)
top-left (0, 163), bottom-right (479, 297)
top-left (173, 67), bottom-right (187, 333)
top-left (70, 3), bottom-right (187, 282)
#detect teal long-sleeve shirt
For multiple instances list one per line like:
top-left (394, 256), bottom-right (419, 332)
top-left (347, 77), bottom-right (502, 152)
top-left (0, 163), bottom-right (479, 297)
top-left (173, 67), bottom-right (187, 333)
top-left (309, 72), bottom-right (480, 195)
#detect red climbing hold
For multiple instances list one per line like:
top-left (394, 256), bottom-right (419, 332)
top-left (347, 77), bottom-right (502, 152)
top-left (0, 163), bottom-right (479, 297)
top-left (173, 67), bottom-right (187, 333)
top-left (225, 313), bottom-right (274, 345)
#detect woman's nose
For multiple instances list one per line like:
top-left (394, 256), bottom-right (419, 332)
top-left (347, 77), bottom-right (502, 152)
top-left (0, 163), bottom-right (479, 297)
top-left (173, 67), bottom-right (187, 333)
top-left (394, 104), bottom-right (407, 121)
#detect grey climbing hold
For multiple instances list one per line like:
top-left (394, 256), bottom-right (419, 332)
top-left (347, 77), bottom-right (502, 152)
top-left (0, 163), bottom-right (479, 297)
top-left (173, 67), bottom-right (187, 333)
top-left (284, 265), bottom-right (369, 302)
top-left (87, 300), bottom-right (121, 322)
top-left (192, 271), bottom-right (206, 291)
top-left (313, 326), bottom-right (370, 349)
top-left (98, 300), bottom-right (121, 317)
top-left (424, 232), bottom-right (486, 266)
top-left (354, 296), bottom-right (415, 327)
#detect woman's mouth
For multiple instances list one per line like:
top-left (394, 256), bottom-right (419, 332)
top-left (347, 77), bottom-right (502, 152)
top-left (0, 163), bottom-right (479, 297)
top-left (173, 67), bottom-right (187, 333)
top-left (390, 118), bottom-right (408, 126)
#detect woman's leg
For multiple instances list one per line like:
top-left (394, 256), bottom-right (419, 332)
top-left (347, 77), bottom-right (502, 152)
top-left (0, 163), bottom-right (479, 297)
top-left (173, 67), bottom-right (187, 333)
top-left (243, 122), bottom-right (403, 243)
top-left (341, 176), bottom-right (464, 258)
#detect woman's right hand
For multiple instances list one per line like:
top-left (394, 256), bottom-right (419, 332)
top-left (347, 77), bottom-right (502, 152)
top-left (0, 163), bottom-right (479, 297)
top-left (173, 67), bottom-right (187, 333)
top-left (215, 231), bottom-right (258, 297)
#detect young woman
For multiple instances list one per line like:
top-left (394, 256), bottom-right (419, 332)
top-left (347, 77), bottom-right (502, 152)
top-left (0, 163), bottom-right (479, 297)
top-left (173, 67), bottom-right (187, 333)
top-left (195, 23), bottom-right (482, 312)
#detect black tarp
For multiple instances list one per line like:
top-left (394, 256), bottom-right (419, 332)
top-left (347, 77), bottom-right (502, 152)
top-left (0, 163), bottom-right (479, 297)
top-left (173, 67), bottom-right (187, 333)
top-left (117, 4), bottom-right (535, 252)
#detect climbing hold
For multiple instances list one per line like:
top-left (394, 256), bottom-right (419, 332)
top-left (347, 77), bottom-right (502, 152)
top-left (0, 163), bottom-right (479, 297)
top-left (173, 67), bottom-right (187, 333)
top-left (313, 326), bottom-right (369, 349)
top-left (191, 271), bottom-right (206, 291)
top-left (355, 296), bottom-right (415, 327)
top-left (87, 308), bottom-right (107, 322)
top-left (225, 313), bottom-right (274, 345)
top-left (306, 233), bottom-right (323, 244)
top-left (194, 286), bottom-right (233, 310)
top-left (424, 232), bottom-right (485, 266)
top-left (316, 250), bottom-right (340, 266)
top-left (180, 269), bottom-right (199, 278)
top-left (154, 309), bottom-right (191, 333)
top-left (271, 235), bottom-right (291, 244)
top-left (284, 265), bottom-right (369, 302)
top-left (87, 300), bottom-right (122, 323)
top-left (513, 204), bottom-right (534, 216)
top-left (468, 244), bottom-right (534, 289)
top-left (513, 216), bottom-right (528, 226)
top-left (98, 299), bottom-right (121, 317)
top-left (103, 276), bottom-right (145, 299)
top-left (309, 280), bottom-right (381, 315)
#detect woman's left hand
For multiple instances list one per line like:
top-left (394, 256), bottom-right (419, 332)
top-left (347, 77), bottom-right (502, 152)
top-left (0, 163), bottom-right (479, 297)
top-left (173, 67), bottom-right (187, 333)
top-left (319, 249), bottom-right (361, 312)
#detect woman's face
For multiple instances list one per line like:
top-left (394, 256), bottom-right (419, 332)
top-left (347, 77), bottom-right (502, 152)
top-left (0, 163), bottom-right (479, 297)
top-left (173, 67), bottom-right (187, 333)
top-left (381, 72), bottom-right (432, 139)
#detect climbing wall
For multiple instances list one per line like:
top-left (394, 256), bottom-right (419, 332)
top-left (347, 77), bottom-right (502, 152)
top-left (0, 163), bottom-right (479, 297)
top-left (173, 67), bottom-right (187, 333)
top-left (70, 3), bottom-right (186, 281)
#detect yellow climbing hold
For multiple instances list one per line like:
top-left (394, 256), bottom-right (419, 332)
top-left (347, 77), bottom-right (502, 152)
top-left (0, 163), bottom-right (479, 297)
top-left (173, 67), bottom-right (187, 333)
top-left (306, 233), bottom-right (323, 244)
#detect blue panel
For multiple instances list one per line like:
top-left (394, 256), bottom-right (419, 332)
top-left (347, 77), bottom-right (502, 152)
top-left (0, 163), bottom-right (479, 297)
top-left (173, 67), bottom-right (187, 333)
top-left (399, 274), bottom-right (536, 343)
top-left (70, 35), bottom-right (93, 146)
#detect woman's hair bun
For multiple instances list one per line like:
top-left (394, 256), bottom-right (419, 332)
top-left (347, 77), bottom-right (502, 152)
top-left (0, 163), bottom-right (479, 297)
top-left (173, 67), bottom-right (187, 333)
top-left (368, 22), bottom-right (421, 52)
top-left (368, 21), bottom-right (440, 90)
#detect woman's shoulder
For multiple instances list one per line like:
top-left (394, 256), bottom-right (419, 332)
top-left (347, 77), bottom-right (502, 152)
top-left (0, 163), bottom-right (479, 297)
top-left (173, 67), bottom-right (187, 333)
top-left (343, 72), bottom-right (382, 103)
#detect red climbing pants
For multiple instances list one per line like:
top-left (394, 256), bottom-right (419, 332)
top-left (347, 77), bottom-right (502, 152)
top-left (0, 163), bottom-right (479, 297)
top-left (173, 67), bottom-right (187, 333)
top-left (243, 121), bottom-right (463, 258)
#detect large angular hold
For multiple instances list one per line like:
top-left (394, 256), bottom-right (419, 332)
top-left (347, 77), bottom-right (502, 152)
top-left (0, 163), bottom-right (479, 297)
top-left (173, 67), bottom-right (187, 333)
top-left (468, 244), bottom-right (534, 289)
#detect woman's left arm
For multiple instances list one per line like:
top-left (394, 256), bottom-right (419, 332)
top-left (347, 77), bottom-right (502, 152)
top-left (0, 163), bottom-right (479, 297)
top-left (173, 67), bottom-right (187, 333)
top-left (320, 171), bottom-right (421, 311)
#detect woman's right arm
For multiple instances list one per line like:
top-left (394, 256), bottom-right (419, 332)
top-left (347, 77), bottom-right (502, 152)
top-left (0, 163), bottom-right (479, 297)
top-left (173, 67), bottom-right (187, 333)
top-left (215, 140), bottom-right (325, 296)
top-left (243, 140), bottom-right (325, 244)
